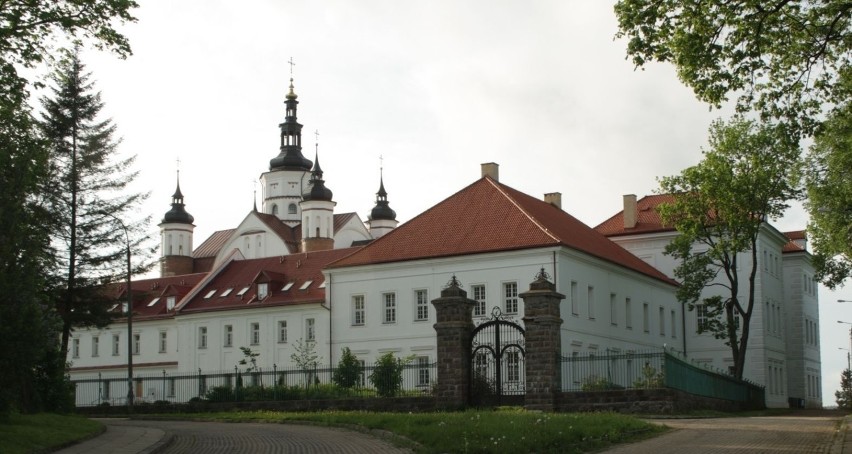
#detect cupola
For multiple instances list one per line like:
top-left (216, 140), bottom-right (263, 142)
top-left (269, 78), bottom-right (313, 171)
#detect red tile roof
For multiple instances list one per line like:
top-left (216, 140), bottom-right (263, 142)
top-left (108, 273), bottom-right (208, 320)
top-left (594, 194), bottom-right (676, 237)
top-left (782, 230), bottom-right (807, 253)
top-left (328, 177), bottom-right (676, 286)
top-left (179, 247), bottom-right (361, 314)
top-left (193, 229), bottom-right (235, 258)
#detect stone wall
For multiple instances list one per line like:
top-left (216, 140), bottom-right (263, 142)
top-left (557, 388), bottom-right (758, 414)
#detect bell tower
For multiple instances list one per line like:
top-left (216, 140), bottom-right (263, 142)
top-left (159, 170), bottom-right (195, 276)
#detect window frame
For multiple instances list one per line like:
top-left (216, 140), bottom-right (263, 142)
top-left (414, 289), bottom-right (429, 321)
top-left (503, 282), bottom-right (518, 315)
top-left (472, 284), bottom-right (486, 317)
top-left (382, 292), bottom-right (397, 324)
top-left (352, 295), bottom-right (365, 326)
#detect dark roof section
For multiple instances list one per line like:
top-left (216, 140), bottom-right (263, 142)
top-left (107, 273), bottom-right (208, 320)
top-left (594, 194), bottom-right (677, 237)
top-left (328, 177), bottom-right (677, 286)
top-left (193, 229), bottom-right (235, 258)
top-left (161, 177), bottom-right (195, 224)
top-left (179, 247), bottom-right (360, 314)
top-left (370, 177), bottom-right (397, 221)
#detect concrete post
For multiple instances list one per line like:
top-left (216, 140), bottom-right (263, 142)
top-left (521, 268), bottom-right (565, 411)
top-left (431, 276), bottom-right (476, 410)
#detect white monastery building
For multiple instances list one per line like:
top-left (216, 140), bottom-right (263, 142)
top-left (67, 79), bottom-right (822, 408)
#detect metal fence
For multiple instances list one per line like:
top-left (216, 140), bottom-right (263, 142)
top-left (71, 362), bottom-right (437, 407)
top-left (560, 349), bottom-right (765, 405)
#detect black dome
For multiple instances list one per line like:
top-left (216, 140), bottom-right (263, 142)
top-left (270, 149), bottom-right (313, 171)
top-left (370, 202), bottom-right (396, 221)
top-left (162, 205), bottom-right (194, 224)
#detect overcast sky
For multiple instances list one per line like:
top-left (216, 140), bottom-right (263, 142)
top-left (53, 0), bottom-right (849, 406)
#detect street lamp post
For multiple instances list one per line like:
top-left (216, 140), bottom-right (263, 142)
top-left (101, 212), bottom-right (133, 410)
top-left (838, 321), bottom-right (852, 367)
top-left (839, 300), bottom-right (851, 303)
top-left (840, 348), bottom-right (851, 370)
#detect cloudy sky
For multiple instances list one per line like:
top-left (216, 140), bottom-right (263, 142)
top-left (56, 0), bottom-right (849, 406)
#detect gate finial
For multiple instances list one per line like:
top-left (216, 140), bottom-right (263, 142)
top-left (444, 274), bottom-right (463, 289)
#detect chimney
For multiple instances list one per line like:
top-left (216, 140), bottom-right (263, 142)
top-left (623, 194), bottom-right (638, 229)
top-left (544, 192), bottom-right (562, 209)
top-left (481, 162), bottom-right (499, 181)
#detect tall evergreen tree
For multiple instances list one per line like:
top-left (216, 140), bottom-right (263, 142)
top-left (40, 49), bottom-right (152, 359)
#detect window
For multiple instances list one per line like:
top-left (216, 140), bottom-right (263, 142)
top-left (288, 203), bottom-right (297, 214)
top-left (92, 336), bottom-right (99, 357)
top-left (415, 289), bottom-right (429, 321)
top-left (696, 304), bottom-right (707, 332)
top-left (299, 280), bottom-right (313, 290)
top-left (112, 334), bottom-right (120, 356)
top-left (357, 359), bottom-right (367, 386)
top-left (417, 356), bottom-right (430, 386)
top-left (671, 310), bottom-right (677, 338)
top-left (198, 327), bottom-right (207, 349)
top-left (472, 285), bottom-right (486, 317)
top-left (306, 318), bottom-right (316, 341)
top-left (167, 378), bottom-right (176, 397)
top-left (224, 325), bottom-right (233, 347)
top-left (383, 293), bottom-right (396, 323)
top-left (166, 296), bottom-right (176, 310)
top-left (236, 286), bottom-right (250, 297)
top-left (504, 282), bottom-right (518, 314)
top-left (102, 380), bottom-right (110, 400)
top-left (609, 293), bottom-right (617, 325)
top-left (204, 290), bottom-right (216, 299)
top-left (278, 320), bottom-right (288, 343)
top-left (159, 331), bottom-right (167, 353)
top-left (250, 322), bottom-right (260, 345)
top-left (147, 297), bottom-right (160, 307)
top-left (220, 288), bottom-right (233, 297)
top-left (352, 295), bottom-right (365, 325)
top-left (133, 334), bottom-right (141, 355)
top-left (282, 282), bottom-right (295, 291)
top-left (625, 298), bottom-right (632, 329)
top-left (659, 307), bottom-right (665, 336)
top-left (257, 283), bottom-right (268, 299)
top-left (587, 286), bottom-right (595, 319)
top-left (643, 303), bottom-right (649, 333)
top-left (506, 351), bottom-right (520, 382)
top-left (570, 281), bottom-right (579, 316)
top-left (271, 204), bottom-right (278, 216)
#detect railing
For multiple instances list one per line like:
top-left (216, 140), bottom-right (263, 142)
top-left (71, 362), bottom-right (437, 407)
top-left (560, 348), bottom-right (765, 405)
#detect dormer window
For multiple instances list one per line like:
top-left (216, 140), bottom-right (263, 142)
top-left (166, 296), bottom-right (176, 310)
top-left (282, 282), bottom-right (295, 292)
top-left (258, 283), bottom-right (268, 299)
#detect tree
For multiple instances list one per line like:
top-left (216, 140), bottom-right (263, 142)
top-left (369, 352), bottom-right (413, 397)
top-left (658, 117), bottom-right (800, 379)
top-left (40, 49), bottom-right (151, 358)
top-left (333, 347), bottom-right (362, 389)
top-left (804, 83), bottom-right (852, 289)
top-left (0, 0), bottom-right (137, 105)
top-left (614, 0), bottom-right (852, 137)
top-left (290, 339), bottom-right (319, 386)
top-left (836, 368), bottom-right (852, 410)
top-left (0, 83), bottom-right (58, 417)
top-left (614, 0), bottom-right (852, 287)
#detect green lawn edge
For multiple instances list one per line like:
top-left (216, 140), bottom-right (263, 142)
top-left (136, 409), bottom-right (668, 453)
top-left (0, 413), bottom-right (104, 454)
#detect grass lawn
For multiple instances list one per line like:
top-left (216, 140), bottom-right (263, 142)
top-left (0, 413), bottom-right (102, 454)
top-left (149, 408), bottom-right (666, 453)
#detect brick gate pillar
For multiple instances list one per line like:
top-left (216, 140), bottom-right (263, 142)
top-left (431, 276), bottom-right (476, 410)
top-left (521, 268), bottom-right (565, 411)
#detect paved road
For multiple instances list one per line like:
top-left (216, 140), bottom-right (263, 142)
top-left (603, 416), bottom-right (842, 453)
top-left (56, 418), bottom-right (412, 454)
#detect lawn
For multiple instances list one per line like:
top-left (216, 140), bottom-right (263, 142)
top-left (0, 413), bottom-right (103, 454)
top-left (150, 408), bottom-right (666, 453)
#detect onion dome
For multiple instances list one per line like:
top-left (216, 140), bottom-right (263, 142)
top-left (162, 176), bottom-right (194, 224)
top-left (269, 78), bottom-right (313, 171)
top-left (302, 154), bottom-right (333, 201)
top-left (370, 176), bottom-right (397, 221)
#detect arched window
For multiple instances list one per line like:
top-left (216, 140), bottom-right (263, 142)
top-left (271, 204), bottom-right (278, 215)
top-left (288, 203), bottom-right (297, 214)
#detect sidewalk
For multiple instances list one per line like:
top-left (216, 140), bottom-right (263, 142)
top-left (54, 418), bottom-right (171, 454)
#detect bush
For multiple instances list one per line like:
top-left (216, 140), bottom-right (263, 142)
top-left (581, 375), bottom-right (624, 391)
top-left (632, 363), bottom-right (665, 389)
top-left (369, 352), bottom-right (411, 397)
top-left (205, 386), bottom-right (235, 402)
top-left (333, 347), bottom-right (362, 389)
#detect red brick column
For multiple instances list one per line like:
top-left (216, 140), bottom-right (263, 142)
top-left (431, 276), bottom-right (476, 410)
top-left (521, 269), bottom-right (565, 411)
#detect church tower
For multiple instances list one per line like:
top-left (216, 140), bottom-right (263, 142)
top-left (261, 77), bottom-right (313, 226)
top-left (300, 153), bottom-right (336, 252)
top-left (367, 174), bottom-right (398, 238)
top-left (159, 172), bottom-right (195, 276)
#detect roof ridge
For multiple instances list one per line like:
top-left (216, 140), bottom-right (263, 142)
top-left (488, 178), bottom-right (561, 244)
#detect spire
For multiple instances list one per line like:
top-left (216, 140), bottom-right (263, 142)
top-left (303, 151), bottom-right (333, 201)
top-left (162, 169), bottom-right (194, 224)
top-left (370, 169), bottom-right (397, 221)
top-left (269, 69), bottom-right (312, 171)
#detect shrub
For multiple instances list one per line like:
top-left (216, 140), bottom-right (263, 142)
top-left (204, 386), bottom-right (234, 402)
top-left (581, 375), bottom-right (623, 391)
top-left (333, 347), bottom-right (362, 389)
top-left (632, 363), bottom-right (665, 389)
top-left (369, 352), bottom-right (411, 397)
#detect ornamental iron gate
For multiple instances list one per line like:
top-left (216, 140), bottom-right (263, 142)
top-left (470, 307), bottom-right (525, 406)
